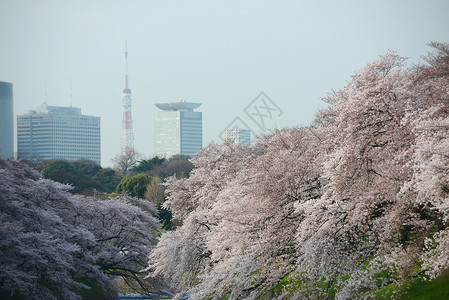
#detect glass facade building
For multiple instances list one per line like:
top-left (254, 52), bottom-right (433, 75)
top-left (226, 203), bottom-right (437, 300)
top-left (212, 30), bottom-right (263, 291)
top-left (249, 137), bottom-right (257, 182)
top-left (155, 101), bottom-right (202, 157)
top-left (224, 128), bottom-right (251, 146)
top-left (17, 105), bottom-right (101, 164)
top-left (0, 81), bottom-right (14, 159)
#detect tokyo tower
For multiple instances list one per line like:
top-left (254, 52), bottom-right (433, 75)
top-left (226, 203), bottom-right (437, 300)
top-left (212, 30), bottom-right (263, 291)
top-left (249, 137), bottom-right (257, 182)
top-left (121, 41), bottom-right (134, 156)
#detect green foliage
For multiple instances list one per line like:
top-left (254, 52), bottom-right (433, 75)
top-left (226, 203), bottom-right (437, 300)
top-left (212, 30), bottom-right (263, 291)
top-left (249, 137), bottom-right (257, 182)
top-left (93, 168), bottom-right (121, 193)
top-left (43, 160), bottom-right (96, 194)
top-left (157, 203), bottom-right (173, 230)
top-left (317, 277), bottom-right (337, 297)
top-left (129, 155), bottom-right (194, 231)
top-left (42, 159), bottom-right (120, 194)
top-left (116, 174), bottom-right (152, 198)
top-left (271, 272), bottom-right (302, 294)
top-left (72, 159), bottom-right (102, 177)
top-left (143, 176), bottom-right (173, 229)
top-left (132, 156), bottom-right (166, 173)
top-left (131, 155), bottom-right (193, 179)
top-left (375, 269), bottom-right (449, 300)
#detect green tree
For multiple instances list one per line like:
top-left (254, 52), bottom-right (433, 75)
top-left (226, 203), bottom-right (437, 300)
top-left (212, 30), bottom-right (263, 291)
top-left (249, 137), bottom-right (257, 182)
top-left (93, 168), bottom-right (121, 193)
top-left (43, 159), bottom-right (120, 194)
top-left (144, 176), bottom-right (173, 230)
top-left (132, 156), bottom-right (166, 174)
top-left (72, 159), bottom-right (102, 177)
top-left (43, 160), bottom-right (96, 194)
top-left (116, 174), bottom-right (151, 198)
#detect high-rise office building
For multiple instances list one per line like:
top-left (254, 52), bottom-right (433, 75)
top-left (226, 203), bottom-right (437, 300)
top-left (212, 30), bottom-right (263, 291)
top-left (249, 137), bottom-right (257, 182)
top-left (0, 81), bottom-right (14, 159)
top-left (224, 127), bottom-right (251, 146)
top-left (155, 101), bottom-right (202, 157)
top-left (17, 105), bottom-right (101, 164)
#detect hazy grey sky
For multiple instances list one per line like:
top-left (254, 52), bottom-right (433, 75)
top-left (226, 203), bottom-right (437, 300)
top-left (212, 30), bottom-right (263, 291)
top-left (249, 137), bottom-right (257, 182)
top-left (1, 0), bottom-right (448, 167)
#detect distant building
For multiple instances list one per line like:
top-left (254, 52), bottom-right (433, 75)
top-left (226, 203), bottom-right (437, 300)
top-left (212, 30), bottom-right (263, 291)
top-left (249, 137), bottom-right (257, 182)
top-left (0, 81), bottom-right (14, 159)
top-left (155, 101), bottom-right (202, 157)
top-left (17, 105), bottom-right (101, 164)
top-left (224, 127), bottom-right (251, 146)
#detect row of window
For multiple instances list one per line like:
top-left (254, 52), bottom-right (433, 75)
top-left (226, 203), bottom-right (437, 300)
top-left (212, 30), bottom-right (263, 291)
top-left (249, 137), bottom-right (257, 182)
top-left (18, 148), bottom-right (100, 153)
top-left (17, 128), bottom-right (100, 132)
top-left (17, 123), bottom-right (99, 126)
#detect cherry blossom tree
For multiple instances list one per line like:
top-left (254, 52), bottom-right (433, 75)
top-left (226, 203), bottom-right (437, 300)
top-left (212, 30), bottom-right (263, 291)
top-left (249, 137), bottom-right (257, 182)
top-left (74, 195), bottom-right (161, 293)
top-left (0, 158), bottom-right (162, 299)
top-left (407, 42), bottom-right (449, 279)
top-left (146, 130), bottom-right (325, 299)
top-left (145, 43), bottom-right (449, 300)
top-left (203, 128), bottom-right (324, 299)
top-left (299, 44), bottom-right (448, 298)
top-left (293, 51), bottom-right (418, 296)
top-left (146, 141), bottom-right (253, 297)
top-left (0, 158), bottom-right (108, 299)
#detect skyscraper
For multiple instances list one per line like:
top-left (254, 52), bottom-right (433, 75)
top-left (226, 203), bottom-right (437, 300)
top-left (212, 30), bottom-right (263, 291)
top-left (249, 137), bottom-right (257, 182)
top-left (0, 81), bottom-right (14, 159)
top-left (224, 127), bottom-right (251, 146)
top-left (155, 101), bottom-right (202, 157)
top-left (17, 105), bottom-right (101, 164)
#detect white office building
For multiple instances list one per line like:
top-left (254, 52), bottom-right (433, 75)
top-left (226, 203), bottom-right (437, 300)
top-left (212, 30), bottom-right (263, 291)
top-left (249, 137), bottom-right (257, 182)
top-left (155, 101), bottom-right (202, 157)
top-left (224, 128), bottom-right (251, 146)
top-left (17, 105), bottom-right (101, 164)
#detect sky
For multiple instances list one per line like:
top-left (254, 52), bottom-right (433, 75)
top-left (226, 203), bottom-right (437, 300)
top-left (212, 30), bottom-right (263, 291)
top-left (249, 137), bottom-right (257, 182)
top-left (1, 0), bottom-right (448, 167)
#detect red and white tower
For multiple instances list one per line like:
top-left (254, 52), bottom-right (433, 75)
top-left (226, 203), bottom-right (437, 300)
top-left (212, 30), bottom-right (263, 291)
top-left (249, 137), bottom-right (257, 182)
top-left (121, 41), bottom-right (134, 156)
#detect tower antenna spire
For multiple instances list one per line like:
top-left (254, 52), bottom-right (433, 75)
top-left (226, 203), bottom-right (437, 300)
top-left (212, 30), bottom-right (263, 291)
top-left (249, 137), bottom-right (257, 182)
top-left (125, 40), bottom-right (129, 90)
top-left (44, 75), bottom-right (48, 106)
top-left (70, 76), bottom-right (73, 107)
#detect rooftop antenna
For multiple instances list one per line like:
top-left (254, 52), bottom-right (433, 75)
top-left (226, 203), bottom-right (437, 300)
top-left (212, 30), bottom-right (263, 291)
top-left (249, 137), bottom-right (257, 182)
top-left (70, 76), bottom-right (73, 107)
top-left (125, 40), bottom-right (129, 90)
top-left (44, 75), bottom-right (48, 107)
